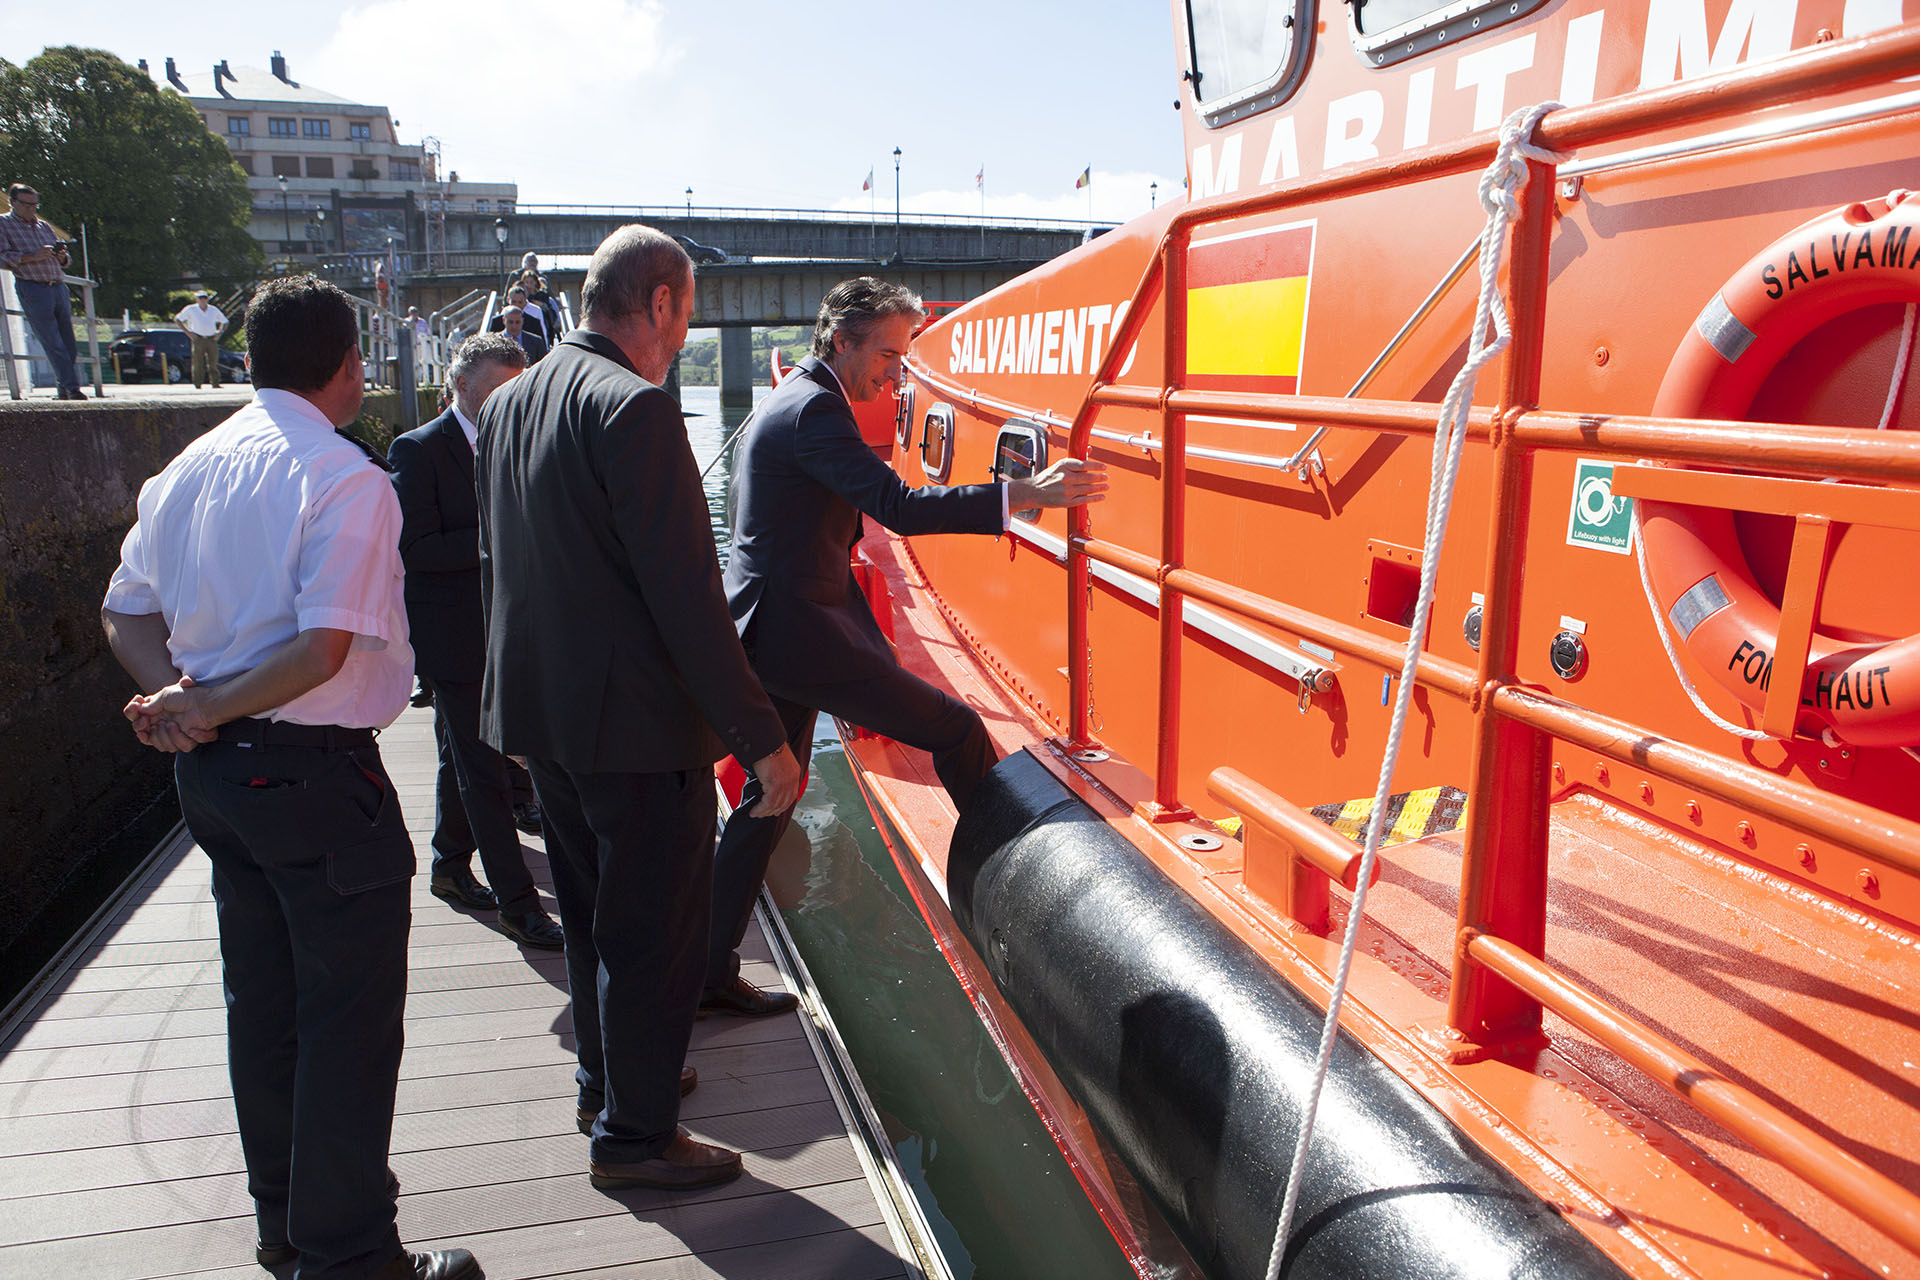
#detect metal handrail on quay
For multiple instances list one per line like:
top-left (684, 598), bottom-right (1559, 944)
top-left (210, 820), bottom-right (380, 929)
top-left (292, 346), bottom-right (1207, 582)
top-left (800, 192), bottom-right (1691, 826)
top-left (0, 272), bottom-right (105, 399)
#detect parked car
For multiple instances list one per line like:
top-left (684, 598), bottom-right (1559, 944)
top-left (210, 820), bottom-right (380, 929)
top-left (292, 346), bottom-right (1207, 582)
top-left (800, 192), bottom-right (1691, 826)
top-left (672, 234), bottom-right (729, 265)
top-left (109, 329), bottom-right (249, 384)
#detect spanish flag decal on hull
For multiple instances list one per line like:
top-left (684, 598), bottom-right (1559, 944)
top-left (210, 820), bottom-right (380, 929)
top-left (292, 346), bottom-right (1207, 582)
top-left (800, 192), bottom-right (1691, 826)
top-left (1186, 219), bottom-right (1315, 395)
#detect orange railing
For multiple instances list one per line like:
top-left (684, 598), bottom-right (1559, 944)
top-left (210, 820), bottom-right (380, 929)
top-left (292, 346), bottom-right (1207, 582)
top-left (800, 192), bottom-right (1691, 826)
top-left (1044, 24), bottom-right (1920, 1254)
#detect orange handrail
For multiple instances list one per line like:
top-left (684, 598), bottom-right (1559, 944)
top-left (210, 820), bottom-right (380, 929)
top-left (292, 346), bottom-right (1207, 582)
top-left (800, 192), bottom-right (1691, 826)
top-left (1031, 19), bottom-right (1920, 1245)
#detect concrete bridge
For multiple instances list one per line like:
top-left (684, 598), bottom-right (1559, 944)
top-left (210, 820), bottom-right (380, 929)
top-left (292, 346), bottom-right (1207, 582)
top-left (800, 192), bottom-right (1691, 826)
top-left (318, 205), bottom-right (1107, 403)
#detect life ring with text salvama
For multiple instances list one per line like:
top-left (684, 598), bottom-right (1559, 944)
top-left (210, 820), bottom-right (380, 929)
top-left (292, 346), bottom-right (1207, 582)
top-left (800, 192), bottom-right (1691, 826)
top-left (1638, 192), bottom-right (1920, 748)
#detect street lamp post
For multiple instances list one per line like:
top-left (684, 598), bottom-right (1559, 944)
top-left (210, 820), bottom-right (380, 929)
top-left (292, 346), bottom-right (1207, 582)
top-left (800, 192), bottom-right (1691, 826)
top-left (1150, 180), bottom-right (1158, 209)
top-left (277, 174), bottom-right (291, 249)
top-left (315, 206), bottom-right (328, 256)
top-left (493, 217), bottom-right (507, 285)
top-left (685, 186), bottom-right (692, 216)
top-left (892, 147), bottom-right (902, 261)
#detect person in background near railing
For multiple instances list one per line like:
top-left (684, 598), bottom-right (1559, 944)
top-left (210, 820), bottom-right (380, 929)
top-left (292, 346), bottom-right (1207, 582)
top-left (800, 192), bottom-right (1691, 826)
top-left (502, 249), bottom-right (539, 297)
top-left (388, 332), bottom-right (565, 951)
top-left (519, 268), bottom-right (564, 345)
top-left (174, 288), bottom-right (227, 389)
top-left (407, 305), bottom-right (429, 347)
top-left (491, 286), bottom-right (548, 346)
top-left (99, 275), bottom-right (481, 1280)
top-left (0, 183), bottom-right (85, 400)
top-left (703, 276), bottom-right (1108, 1016)
top-left (499, 304), bottom-right (546, 362)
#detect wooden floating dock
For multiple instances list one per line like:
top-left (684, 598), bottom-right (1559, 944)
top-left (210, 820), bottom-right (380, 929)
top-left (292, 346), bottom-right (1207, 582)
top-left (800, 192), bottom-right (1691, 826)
top-left (0, 706), bottom-right (921, 1279)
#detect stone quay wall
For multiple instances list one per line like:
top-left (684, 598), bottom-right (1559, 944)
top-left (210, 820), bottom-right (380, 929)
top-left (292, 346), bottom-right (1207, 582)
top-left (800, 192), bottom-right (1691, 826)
top-left (0, 389), bottom-right (416, 991)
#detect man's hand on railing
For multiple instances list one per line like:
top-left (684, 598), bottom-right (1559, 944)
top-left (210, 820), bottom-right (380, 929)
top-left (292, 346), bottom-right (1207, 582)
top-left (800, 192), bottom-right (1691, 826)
top-left (1008, 457), bottom-right (1109, 510)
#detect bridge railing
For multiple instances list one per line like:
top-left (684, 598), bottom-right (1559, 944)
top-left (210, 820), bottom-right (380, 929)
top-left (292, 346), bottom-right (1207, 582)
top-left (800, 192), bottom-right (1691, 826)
top-left (512, 203), bottom-right (1114, 232)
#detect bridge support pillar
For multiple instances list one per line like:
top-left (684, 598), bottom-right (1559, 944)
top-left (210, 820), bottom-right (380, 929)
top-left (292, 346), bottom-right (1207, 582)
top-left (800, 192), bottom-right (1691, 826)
top-left (719, 326), bottom-right (754, 408)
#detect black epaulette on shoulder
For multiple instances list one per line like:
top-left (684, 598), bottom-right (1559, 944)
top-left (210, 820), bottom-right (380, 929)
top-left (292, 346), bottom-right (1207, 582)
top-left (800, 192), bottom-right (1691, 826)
top-left (335, 427), bottom-right (393, 472)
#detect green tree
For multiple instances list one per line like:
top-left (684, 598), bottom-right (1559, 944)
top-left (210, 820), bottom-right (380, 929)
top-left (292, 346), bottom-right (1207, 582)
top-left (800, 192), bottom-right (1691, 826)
top-left (0, 46), bottom-right (260, 314)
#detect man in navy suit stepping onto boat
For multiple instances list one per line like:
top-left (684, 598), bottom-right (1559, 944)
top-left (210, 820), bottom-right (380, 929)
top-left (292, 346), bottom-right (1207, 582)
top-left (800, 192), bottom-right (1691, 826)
top-left (389, 332), bottom-right (565, 951)
top-left (703, 276), bottom-right (1107, 1017)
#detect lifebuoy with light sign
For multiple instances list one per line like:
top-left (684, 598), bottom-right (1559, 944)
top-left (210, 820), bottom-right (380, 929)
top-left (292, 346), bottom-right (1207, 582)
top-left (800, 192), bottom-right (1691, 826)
top-left (1638, 194), bottom-right (1920, 747)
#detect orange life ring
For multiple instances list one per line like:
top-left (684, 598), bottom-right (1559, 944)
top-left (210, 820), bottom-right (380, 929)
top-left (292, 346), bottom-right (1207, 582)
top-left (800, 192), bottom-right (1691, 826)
top-left (1640, 193), bottom-right (1920, 747)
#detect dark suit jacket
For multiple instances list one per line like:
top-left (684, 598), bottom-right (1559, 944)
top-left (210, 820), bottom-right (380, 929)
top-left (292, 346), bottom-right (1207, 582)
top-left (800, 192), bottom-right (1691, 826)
top-left (476, 330), bottom-right (785, 773)
top-left (724, 356), bottom-right (1002, 687)
top-left (389, 408), bottom-right (484, 682)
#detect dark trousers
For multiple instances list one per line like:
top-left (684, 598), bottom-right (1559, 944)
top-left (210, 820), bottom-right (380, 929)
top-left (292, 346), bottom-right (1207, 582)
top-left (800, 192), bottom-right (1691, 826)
top-left (705, 662), bottom-right (997, 990)
top-left (527, 759), bottom-right (714, 1163)
top-left (16, 278), bottom-right (80, 393)
top-left (175, 739), bottom-right (413, 1279)
top-left (426, 676), bottom-right (537, 911)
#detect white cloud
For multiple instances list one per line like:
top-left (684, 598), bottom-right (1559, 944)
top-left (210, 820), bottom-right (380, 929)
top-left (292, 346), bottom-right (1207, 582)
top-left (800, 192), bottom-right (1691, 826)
top-left (307, 0), bottom-right (677, 189)
top-left (832, 168), bottom-right (1178, 227)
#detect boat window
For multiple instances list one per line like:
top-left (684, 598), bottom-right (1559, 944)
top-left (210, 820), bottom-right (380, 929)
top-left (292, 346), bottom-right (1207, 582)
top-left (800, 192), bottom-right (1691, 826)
top-left (1183, 0), bottom-right (1312, 128)
top-left (1347, 0), bottom-right (1550, 69)
top-left (895, 382), bottom-right (916, 451)
top-left (922, 403), bottom-right (954, 483)
top-left (993, 420), bottom-right (1048, 523)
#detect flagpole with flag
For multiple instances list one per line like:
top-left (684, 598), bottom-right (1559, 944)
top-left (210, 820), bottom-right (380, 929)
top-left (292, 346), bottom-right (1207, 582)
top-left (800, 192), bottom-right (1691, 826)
top-left (1075, 165), bottom-right (1092, 222)
top-left (977, 163), bottom-right (986, 255)
top-left (863, 166), bottom-right (874, 256)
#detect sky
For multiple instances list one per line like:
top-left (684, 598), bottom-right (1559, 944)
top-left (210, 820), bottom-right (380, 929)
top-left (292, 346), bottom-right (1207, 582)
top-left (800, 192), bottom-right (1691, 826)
top-left (3, 1), bottom-right (1188, 225)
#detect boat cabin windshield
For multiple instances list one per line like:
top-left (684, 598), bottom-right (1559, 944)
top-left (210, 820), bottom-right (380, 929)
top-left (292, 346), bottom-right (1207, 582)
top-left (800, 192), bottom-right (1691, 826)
top-left (1184, 0), bottom-right (1309, 125)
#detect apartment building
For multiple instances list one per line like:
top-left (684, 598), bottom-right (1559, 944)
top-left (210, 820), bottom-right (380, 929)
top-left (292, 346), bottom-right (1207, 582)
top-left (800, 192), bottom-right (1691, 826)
top-left (152, 52), bottom-right (517, 262)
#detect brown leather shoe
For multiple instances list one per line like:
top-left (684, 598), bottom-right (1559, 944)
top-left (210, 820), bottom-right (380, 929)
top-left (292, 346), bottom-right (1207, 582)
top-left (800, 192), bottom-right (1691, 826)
top-left (576, 1067), bottom-right (697, 1133)
top-left (698, 976), bottom-right (799, 1018)
top-left (589, 1129), bottom-right (742, 1190)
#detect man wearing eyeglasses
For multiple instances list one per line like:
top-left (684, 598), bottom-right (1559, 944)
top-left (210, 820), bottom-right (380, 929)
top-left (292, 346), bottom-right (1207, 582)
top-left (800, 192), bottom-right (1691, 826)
top-left (0, 183), bottom-right (85, 400)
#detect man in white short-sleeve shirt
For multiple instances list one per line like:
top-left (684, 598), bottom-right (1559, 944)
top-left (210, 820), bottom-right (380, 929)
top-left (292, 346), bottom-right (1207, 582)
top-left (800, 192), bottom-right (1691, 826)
top-left (101, 276), bottom-right (478, 1280)
top-left (172, 288), bottom-right (228, 387)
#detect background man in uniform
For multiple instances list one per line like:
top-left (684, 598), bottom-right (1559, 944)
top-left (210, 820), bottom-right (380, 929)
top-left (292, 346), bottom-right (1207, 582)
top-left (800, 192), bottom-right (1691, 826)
top-left (174, 288), bottom-right (228, 388)
top-left (703, 276), bottom-right (1106, 1015)
top-left (389, 332), bottom-right (564, 950)
top-left (0, 183), bottom-right (84, 399)
top-left (100, 276), bottom-right (477, 1280)
top-left (477, 224), bottom-right (803, 1191)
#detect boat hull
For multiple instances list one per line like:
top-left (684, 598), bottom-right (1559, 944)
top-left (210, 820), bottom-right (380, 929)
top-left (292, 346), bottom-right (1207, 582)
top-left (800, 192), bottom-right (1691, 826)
top-left (948, 750), bottom-right (1625, 1280)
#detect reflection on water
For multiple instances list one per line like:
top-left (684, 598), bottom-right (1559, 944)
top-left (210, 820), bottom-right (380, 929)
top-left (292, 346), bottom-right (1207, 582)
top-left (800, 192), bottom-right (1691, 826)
top-left (680, 382), bottom-right (1133, 1279)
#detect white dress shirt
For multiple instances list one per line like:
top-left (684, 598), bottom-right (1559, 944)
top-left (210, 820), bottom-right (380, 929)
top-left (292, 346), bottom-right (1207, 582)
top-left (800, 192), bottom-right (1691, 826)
top-left (452, 403), bottom-right (478, 451)
top-left (813, 359), bottom-right (1009, 527)
top-left (173, 302), bottom-right (226, 337)
top-left (104, 389), bottom-right (414, 729)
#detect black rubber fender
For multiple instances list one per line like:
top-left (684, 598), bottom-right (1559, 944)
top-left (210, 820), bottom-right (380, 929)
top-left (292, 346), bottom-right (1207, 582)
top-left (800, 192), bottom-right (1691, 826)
top-left (948, 750), bottom-right (1626, 1280)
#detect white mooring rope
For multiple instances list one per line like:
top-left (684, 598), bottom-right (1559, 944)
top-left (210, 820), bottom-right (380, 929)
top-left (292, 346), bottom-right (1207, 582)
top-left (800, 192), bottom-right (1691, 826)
top-left (1260, 102), bottom-right (1568, 1280)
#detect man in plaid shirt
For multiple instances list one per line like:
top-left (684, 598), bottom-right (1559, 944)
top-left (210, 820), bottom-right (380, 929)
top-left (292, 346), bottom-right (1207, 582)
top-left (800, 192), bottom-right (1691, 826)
top-left (0, 183), bottom-right (84, 399)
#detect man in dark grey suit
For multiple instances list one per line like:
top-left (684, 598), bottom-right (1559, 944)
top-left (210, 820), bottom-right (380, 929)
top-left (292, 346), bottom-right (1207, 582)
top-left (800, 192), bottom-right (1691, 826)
top-left (476, 225), bottom-right (802, 1191)
top-left (389, 333), bottom-right (564, 950)
top-left (704, 276), bottom-right (1106, 1016)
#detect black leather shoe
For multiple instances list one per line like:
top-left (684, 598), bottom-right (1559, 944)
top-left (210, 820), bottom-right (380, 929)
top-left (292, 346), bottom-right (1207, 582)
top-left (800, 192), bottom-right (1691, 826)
top-left (589, 1129), bottom-right (742, 1190)
top-left (512, 801), bottom-right (544, 835)
top-left (372, 1249), bottom-right (481, 1280)
top-left (575, 1068), bottom-right (697, 1133)
top-left (699, 976), bottom-right (799, 1018)
top-left (409, 683), bottom-right (434, 708)
top-left (256, 1239), bottom-right (297, 1266)
top-left (430, 867), bottom-right (497, 911)
top-left (498, 907), bottom-right (565, 950)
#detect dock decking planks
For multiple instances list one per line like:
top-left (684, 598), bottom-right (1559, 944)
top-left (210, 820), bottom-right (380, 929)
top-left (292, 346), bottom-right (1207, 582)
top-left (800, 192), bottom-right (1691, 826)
top-left (0, 706), bottom-right (911, 1280)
